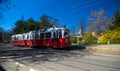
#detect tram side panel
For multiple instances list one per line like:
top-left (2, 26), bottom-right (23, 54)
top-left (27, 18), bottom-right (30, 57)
top-left (44, 32), bottom-right (52, 47)
top-left (11, 27), bottom-right (71, 48)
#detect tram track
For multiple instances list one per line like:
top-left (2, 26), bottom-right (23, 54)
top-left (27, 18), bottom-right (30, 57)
top-left (64, 58), bottom-right (120, 69)
top-left (48, 58), bottom-right (120, 71)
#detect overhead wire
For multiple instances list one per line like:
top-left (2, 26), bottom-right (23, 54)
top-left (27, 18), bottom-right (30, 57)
top-left (50, 0), bottom-right (104, 16)
top-left (39, 0), bottom-right (65, 11)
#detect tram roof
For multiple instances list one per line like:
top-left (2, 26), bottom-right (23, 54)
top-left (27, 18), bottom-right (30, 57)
top-left (29, 27), bottom-right (66, 33)
top-left (45, 27), bottom-right (66, 32)
top-left (12, 27), bottom-right (68, 35)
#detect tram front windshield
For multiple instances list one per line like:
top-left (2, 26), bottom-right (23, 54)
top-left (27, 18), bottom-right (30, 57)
top-left (64, 29), bottom-right (70, 38)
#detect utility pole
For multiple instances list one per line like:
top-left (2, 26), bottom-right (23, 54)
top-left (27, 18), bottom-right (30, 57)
top-left (21, 15), bottom-right (24, 33)
top-left (2, 29), bottom-right (4, 43)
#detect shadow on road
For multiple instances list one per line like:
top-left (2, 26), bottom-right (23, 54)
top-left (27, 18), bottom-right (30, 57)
top-left (0, 65), bottom-right (6, 71)
top-left (69, 45), bottom-right (85, 50)
top-left (0, 44), bottom-right (91, 65)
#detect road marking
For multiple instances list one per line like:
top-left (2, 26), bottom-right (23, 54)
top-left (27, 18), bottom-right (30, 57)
top-left (15, 62), bottom-right (19, 65)
top-left (15, 62), bottom-right (24, 66)
top-left (29, 68), bottom-right (36, 71)
top-left (1, 56), bottom-right (7, 58)
top-left (19, 63), bottom-right (24, 66)
top-left (8, 59), bottom-right (13, 61)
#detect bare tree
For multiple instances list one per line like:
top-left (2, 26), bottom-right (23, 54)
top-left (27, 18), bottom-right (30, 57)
top-left (0, 0), bottom-right (13, 18)
top-left (78, 20), bottom-right (86, 35)
top-left (88, 9), bottom-right (110, 36)
top-left (70, 26), bottom-right (77, 35)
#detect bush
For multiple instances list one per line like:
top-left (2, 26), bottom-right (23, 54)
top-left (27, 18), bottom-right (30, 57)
top-left (99, 28), bottom-right (120, 44)
top-left (81, 33), bottom-right (98, 44)
top-left (70, 36), bottom-right (77, 44)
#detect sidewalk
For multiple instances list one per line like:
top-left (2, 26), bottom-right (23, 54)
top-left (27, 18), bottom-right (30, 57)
top-left (85, 44), bottom-right (120, 57)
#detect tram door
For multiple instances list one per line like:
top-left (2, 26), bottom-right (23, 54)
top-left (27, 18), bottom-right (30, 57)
top-left (52, 31), bottom-right (59, 48)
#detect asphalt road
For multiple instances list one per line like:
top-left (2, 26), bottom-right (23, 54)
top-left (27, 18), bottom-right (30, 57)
top-left (0, 43), bottom-right (120, 71)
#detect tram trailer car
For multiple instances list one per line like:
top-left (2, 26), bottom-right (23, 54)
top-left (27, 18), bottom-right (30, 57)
top-left (11, 27), bottom-right (71, 48)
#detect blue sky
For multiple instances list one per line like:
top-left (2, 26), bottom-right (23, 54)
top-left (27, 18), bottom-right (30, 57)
top-left (0, 0), bottom-right (120, 30)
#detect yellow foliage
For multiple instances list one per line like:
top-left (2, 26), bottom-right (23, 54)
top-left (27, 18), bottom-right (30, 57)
top-left (82, 33), bottom-right (98, 44)
top-left (99, 28), bottom-right (120, 44)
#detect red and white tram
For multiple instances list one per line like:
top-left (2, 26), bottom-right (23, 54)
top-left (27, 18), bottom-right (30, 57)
top-left (11, 27), bottom-right (71, 48)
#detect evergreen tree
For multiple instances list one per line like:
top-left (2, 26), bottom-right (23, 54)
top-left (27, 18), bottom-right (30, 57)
top-left (12, 15), bottom-right (58, 34)
top-left (109, 11), bottom-right (120, 30)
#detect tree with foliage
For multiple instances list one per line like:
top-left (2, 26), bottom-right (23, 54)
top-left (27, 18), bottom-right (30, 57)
top-left (88, 9), bottom-right (110, 36)
top-left (13, 16), bottom-right (40, 34)
top-left (0, 0), bottom-right (13, 42)
top-left (0, 27), bottom-right (12, 43)
top-left (26, 17), bottom-right (36, 31)
top-left (70, 35), bottom-right (77, 44)
top-left (40, 15), bottom-right (58, 28)
top-left (13, 15), bottom-right (58, 34)
top-left (99, 11), bottom-right (120, 44)
top-left (13, 16), bottom-right (26, 34)
top-left (109, 11), bottom-right (120, 30)
top-left (0, 27), bottom-right (4, 42)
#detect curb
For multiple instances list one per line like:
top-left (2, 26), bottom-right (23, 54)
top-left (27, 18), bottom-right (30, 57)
top-left (86, 47), bottom-right (120, 52)
top-left (85, 44), bottom-right (120, 52)
top-left (85, 45), bottom-right (120, 57)
top-left (92, 52), bottom-right (120, 57)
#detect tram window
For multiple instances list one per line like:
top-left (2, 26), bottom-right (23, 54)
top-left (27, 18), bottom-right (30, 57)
top-left (15, 37), bottom-right (17, 40)
top-left (53, 32), bottom-right (57, 38)
top-left (22, 35), bottom-right (24, 40)
top-left (30, 35), bottom-right (33, 40)
top-left (27, 35), bottom-right (29, 40)
top-left (40, 33), bottom-right (44, 39)
top-left (53, 31), bottom-right (58, 38)
top-left (53, 32), bottom-right (55, 38)
top-left (64, 30), bottom-right (70, 38)
top-left (19, 36), bottom-right (21, 40)
top-left (14, 36), bottom-right (16, 40)
top-left (35, 34), bottom-right (39, 39)
top-left (16, 36), bottom-right (18, 40)
top-left (12, 36), bottom-right (15, 40)
top-left (17, 36), bottom-right (19, 40)
top-left (13, 37), bottom-right (15, 40)
top-left (18, 36), bottom-right (20, 40)
top-left (45, 32), bottom-right (51, 38)
top-left (24, 35), bottom-right (27, 40)
top-left (16, 37), bottom-right (18, 40)
top-left (59, 31), bottom-right (62, 38)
